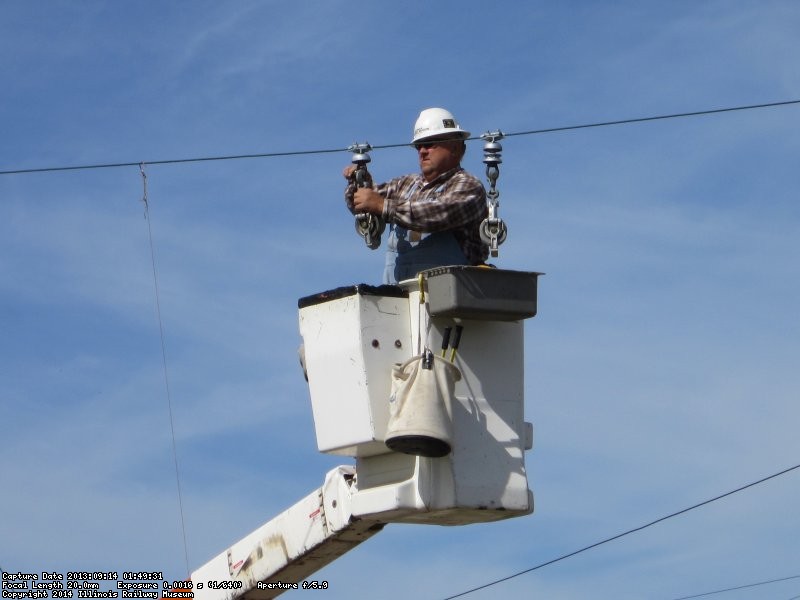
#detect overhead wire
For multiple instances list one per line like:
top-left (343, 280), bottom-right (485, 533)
top-left (500, 98), bottom-right (800, 138)
top-left (0, 99), bottom-right (798, 176)
top-left (666, 574), bottom-right (800, 600)
top-left (441, 462), bottom-right (800, 599)
top-left (0, 147), bottom-right (345, 175)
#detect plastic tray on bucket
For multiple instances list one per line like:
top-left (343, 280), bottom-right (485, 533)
top-left (421, 266), bottom-right (541, 321)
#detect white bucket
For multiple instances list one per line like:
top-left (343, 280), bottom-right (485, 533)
top-left (384, 352), bottom-right (461, 458)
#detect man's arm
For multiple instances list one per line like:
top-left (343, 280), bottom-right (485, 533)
top-left (381, 171), bottom-right (487, 233)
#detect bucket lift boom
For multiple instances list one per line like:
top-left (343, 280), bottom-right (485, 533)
top-left (191, 267), bottom-right (541, 599)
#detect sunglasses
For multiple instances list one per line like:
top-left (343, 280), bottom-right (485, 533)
top-left (413, 140), bottom-right (449, 151)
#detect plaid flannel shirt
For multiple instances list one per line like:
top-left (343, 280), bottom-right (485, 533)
top-left (345, 167), bottom-right (489, 265)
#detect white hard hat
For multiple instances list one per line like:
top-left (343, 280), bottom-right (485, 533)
top-left (411, 107), bottom-right (470, 143)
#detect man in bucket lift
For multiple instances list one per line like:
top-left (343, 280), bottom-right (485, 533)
top-left (343, 108), bottom-right (489, 284)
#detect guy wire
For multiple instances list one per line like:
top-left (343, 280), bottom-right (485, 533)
top-left (140, 163), bottom-right (191, 577)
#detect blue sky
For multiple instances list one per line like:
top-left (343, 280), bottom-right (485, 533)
top-left (2, 1), bottom-right (799, 598)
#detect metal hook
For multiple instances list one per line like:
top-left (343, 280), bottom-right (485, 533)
top-left (348, 142), bottom-right (385, 250)
top-left (479, 131), bottom-right (508, 257)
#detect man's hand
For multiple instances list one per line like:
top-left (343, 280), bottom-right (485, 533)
top-left (342, 165), bottom-right (357, 180)
top-left (352, 188), bottom-right (385, 215)
top-left (343, 164), bottom-right (382, 213)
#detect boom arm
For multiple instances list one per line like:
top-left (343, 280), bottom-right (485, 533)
top-left (192, 467), bottom-right (383, 600)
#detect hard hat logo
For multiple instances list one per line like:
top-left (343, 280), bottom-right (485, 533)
top-left (412, 107), bottom-right (470, 143)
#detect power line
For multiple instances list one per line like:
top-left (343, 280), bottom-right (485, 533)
top-left (502, 99), bottom-right (800, 138)
top-left (1, 99), bottom-right (798, 176)
top-left (0, 147), bottom-right (344, 176)
top-left (667, 574), bottom-right (800, 600)
top-left (441, 462), bottom-right (800, 599)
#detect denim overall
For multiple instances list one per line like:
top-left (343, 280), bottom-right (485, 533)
top-left (383, 224), bottom-right (469, 284)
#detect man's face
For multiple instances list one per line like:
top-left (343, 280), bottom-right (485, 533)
top-left (415, 137), bottom-right (464, 182)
